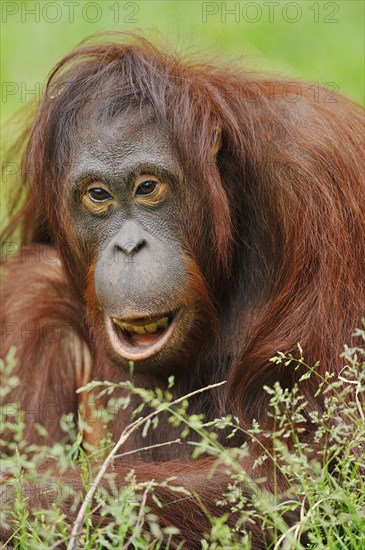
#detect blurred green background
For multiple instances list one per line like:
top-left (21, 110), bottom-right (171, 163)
top-left (1, 0), bottom-right (364, 124)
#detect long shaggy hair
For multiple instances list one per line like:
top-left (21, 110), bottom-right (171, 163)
top-left (3, 32), bottom-right (365, 427)
top-left (1, 33), bottom-right (364, 548)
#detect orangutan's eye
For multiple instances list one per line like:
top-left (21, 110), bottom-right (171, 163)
top-left (135, 180), bottom-right (157, 196)
top-left (87, 188), bottom-right (112, 202)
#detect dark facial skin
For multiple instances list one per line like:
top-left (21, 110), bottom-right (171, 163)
top-left (67, 111), bottom-right (205, 373)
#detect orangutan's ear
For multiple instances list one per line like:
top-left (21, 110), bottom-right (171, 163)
top-left (212, 127), bottom-right (222, 157)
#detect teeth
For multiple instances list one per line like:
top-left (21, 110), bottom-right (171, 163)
top-left (145, 323), bottom-right (158, 333)
top-left (133, 325), bottom-right (146, 334)
top-left (113, 318), bottom-right (125, 330)
top-left (112, 316), bottom-right (169, 334)
top-left (156, 317), bottom-right (169, 328)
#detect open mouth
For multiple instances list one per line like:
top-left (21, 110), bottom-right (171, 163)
top-left (106, 311), bottom-right (177, 361)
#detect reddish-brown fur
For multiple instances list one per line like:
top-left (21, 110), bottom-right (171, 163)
top-left (1, 34), bottom-right (364, 547)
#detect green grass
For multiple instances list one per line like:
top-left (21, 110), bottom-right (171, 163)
top-left (1, 327), bottom-right (365, 548)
